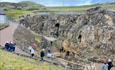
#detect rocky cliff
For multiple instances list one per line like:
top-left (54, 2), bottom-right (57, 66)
top-left (19, 7), bottom-right (115, 67)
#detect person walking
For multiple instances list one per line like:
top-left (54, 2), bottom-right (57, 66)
top-left (47, 49), bottom-right (54, 58)
top-left (40, 49), bottom-right (45, 61)
top-left (108, 59), bottom-right (113, 70)
top-left (102, 59), bottom-right (109, 70)
top-left (9, 41), bottom-right (16, 52)
top-left (4, 41), bottom-right (10, 51)
top-left (28, 46), bottom-right (35, 57)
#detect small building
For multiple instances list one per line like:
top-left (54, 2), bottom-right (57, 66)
top-left (0, 9), bottom-right (6, 24)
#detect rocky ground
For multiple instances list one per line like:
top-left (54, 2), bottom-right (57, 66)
top-left (18, 7), bottom-right (115, 70)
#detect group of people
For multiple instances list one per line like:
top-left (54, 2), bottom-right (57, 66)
top-left (102, 59), bottom-right (113, 70)
top-left (40, 49), bottom-right (54, 61)
top-left (4, 41), bottom-right (114, 69)
top-left (28, 46), bottom-right (54, 61)
top-left (4, 41), bottom-right (16, 52)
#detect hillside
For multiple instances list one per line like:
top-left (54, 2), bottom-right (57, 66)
top-left (0, 49), bottom-right (64, 70)
top-left (0, 1), bottom-right (46, 10)
top-left (48, 3), bottom-right (115, 12)
top-left (0, 2), bottom-right (114, 18)
top-left (0, 1), bottom-right (47, 18)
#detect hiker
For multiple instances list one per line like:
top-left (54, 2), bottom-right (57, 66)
top-left (60, 47), bottom-right (64, 53)
top-left (9, 42), bottom-right (16, 52)
top-left (65, 51), bottom-right (70, 59)
top-left (46, 49), bottom-right (54, 58)
top-left (28, 46), bottom-right (35, 57)
top-left (102, 59), bottom-right (109, 70)
top-left (5, 41), bottom-right (10, 51)
top-left (108, 59), bottom-right (113, 70)
top-left (40, 49), bottom-right (45, 61)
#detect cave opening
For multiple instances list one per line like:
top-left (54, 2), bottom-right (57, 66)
top-left (54, 23), bottom-right (60, 37)
top-left (55, 23), bottom-right (60, 28)
top-left (50, 41), bottom-right (53, 46)
top-left (78, 34), bottom-right (82, 42)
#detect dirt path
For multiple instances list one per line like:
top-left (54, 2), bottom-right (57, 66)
top-left (0, 22), bottom-right (18, 46)
top-left (0, 22), bottom-right (30, 56)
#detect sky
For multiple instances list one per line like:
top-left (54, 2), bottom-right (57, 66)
top-left (0, 0), bottom-right (115, 6)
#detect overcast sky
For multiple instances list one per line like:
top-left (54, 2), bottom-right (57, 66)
top-left (0, 0), bottom-right (114, 6)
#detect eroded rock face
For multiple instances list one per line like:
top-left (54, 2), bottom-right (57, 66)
top-left (19, 8), bottom-right (115, 64)
top-left (14, 25), bottom-right (35, 52)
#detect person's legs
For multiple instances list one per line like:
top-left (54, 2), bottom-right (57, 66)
top-left (13, 47), bottom-right (15, 51)
top-left (5, 46), bottom-right (9, 51)
top-left (31, 54), bottom-right (34, 57)
top-left (8, 46), bottom-right (12, 52)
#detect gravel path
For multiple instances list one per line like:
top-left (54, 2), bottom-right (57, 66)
top-left (0, 22), bottom-right (18, 46)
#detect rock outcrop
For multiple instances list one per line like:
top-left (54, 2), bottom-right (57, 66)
top-left (19, 8), bottom-right (115, 69)
top-left (14, 25), bottom-right (35, 51)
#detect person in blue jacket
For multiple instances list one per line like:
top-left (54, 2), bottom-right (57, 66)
top-left (102, 59), bottom-right (109, 70)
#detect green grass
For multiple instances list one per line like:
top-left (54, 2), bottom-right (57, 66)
top-left (32, 32), bottom-right (42, 44)
top-left (5, 9), bottom-right (32, 18)
top-left (35, 34), bottom-right (42, 44)
top-left (2, 3), bottom-right (114, 19)
top-left (0, 49), bottom-right (65, 70)
top-left (48, 3), bottom-right (115, 12)
top-left (2, 3), bottom-right (115, 19)
top-left (0, 24), bottom-right (9, 30)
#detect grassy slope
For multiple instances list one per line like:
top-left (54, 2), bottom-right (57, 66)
top-left (48, 3), bottom-right (115, 12)
top-left (5, 9), bottom-right (31, 18)
top-left (18, 1), bottom-right (44, 8)
top-left (2, 2), bottom-right (115, 18)
top-left (0, 1), bottom-right (46, 18)
top-left (0, 24), bottom-right (9, 30)
top-left (0, 49), bottom-right (64, 70)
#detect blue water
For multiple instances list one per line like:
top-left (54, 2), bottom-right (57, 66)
top-left (0, 15), bottom-right (6, 24)
top-left (37, 12), bottom-right (83, 16)
top-left (0, 15), bottom-right (13, 24)
top-left (38, 12), bottom-right (50, 16)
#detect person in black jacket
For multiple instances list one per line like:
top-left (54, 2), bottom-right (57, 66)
top-left (108, 59), bottom-right (113, 70)
top-left (40, 49), bottom-right (45, 61)
top-left (5, 41), bottom-right (10, 51)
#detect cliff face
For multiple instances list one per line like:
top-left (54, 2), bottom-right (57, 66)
top-left (19, 8), bottom-right (115, 62)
